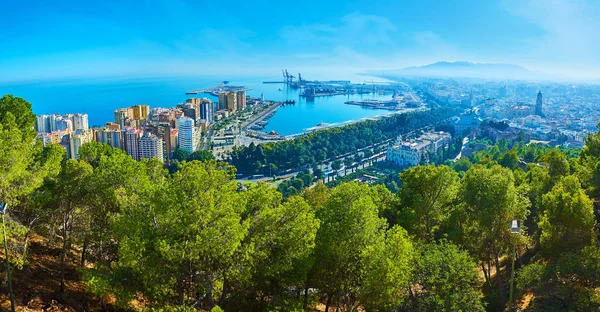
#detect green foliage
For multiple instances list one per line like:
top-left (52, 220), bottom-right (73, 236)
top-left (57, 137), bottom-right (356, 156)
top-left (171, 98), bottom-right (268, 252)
top-left (110, 161), bottom-right (245, 305)
top-left (539, 176), bottom-right (595, 257)
top-left (361, 225), bottom-right (414, 311)
top-left (312, 182), bottom-right (388, 310)
top-left (0, 94), bottom-right (37, 141)
top-left (499, 150), bottom-right (520, 170)
top-left (398, 165), bottom-right (459, 241)
top-left (517, 246), bottom-right (600, 311)
top-left (78, 141), bottom-right (125, 168)
top-left (459, 164), bottom-right (530, 304)
top-left (407, 241), bottom-right (485, 312)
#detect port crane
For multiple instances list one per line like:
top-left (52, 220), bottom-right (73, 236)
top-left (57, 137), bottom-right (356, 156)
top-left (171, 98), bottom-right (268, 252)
top-left (282, 69), bottom-right (295, 84)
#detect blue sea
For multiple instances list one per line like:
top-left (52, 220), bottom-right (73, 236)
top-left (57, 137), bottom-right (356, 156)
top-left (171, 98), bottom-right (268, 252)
top-left (0, 74), bottom-right (395, 136)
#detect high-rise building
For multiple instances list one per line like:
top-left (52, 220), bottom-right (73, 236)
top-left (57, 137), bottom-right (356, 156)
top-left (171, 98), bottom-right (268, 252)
top-left (114, 108), bottom-right (129, 128)
top-left (535, 91), bottom-right (543, 116)
top-left (56, 118), bottom-right (73, 131)
top-left (69, 129), bottom-right (92, 159)
top-left (236, 91), bottom-right (246, 110)
top-left (123, 127), bottom-right (143, 161)
top-left (226, 92), bottom-right (237, 113)
top-left (187, 98), bottom-right (201, 106)
top-left (139, 132), bottom-right (164, 162)
top-left (177, 116), bottom-right (196, 153)
top-left (35, 115), bottom-right (52, 133)
top-left (199, 98), bottom-right (214, 123)
top-left (71, 113), bottom-right (89, 131)
top-left (181, 103), bottom-right (200, 121)
top-left (130, 104), bottom-right (150, 120)
top-left (218, 93), bottom-right (228, 110)
top-left (115, 105), bottom-right (150, 128)
top-left (96, 128), bottom-right (122, 149)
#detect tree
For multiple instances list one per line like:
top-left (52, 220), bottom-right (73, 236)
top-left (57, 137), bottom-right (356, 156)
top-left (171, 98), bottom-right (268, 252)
top-left (453, 157), bottom-right (472, 173)
top-left (331, 160), bottom-right (342, 172)
top-left (542, 150), bottom-right (570, 181)
top-left (398, 165), bottom-right (459, 241)
top-left (343, 157), bottom-right (353, 175)
top-left (460, 165), bottom-right (529, 307)
top-left (78, 141), bottom-right (125, 168)
top-left (187, 150), bottom-right (216, 162)
top-left (499, 150), bottom-right (519, 170)
top-left (311, 182), bottom-right (387, 311)
top-left (172, 148), bottom-right (190, 162)
top-left (93, 161), bottom-right (246, 308)
top-left (8, 144), bottom-right (65, 266)
top-left (361, 225), bottom-right (414, 311)
top-left (0, 95), bottom-right (64, 273)
top-left (517, 246), bottom-right (600, 311)
top-left (0, 95), bottom-right (48, 204)
top-left (313, 167), bottom-right (325, 181)
top-left (228, 194), bottom-right (320, 310)
top-left (539, 175), bottom-right (596, 258)
top-left (0, 94), bottom-right (37, 142)
top-left (407, 241), bottom-right (485, 312)
top-left (52, 159), bottom-right (93, 292)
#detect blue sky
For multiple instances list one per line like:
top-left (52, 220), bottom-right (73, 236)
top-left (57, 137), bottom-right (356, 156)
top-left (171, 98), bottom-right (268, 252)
top-left (1, 0), bottom-right (599, 81)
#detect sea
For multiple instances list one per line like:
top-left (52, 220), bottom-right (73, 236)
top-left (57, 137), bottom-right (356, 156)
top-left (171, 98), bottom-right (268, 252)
top-left (0, 74), bottom-right (396, 136)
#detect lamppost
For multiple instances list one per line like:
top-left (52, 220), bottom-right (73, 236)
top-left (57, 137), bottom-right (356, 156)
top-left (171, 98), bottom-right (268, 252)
top-left (508, 219), bottom-right (521, 311)
top-left (0, 202), bottom-right (15, 312)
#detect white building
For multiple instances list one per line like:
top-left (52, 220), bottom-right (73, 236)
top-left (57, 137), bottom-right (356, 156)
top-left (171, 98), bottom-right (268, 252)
top-left (387, 132), bottom-right (451, 168)
top-left (177, 116), bottom-right (196, 153)
top-left (139, 132), bottom-right (164, 162)
top-left (71, 113), bottom-right (89, 131)
top-left (56, 118), bottom-right (73, 132)
top-left (35, 115), bottom-right (52, 133)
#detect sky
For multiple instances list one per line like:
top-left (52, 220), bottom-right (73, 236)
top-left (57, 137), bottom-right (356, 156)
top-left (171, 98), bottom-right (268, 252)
top-left (1, 0), bottom-right (600, 82)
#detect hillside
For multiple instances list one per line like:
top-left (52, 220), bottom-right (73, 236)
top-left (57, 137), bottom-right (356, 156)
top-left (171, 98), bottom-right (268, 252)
top-left (369, 61), bottom-right (541, 80)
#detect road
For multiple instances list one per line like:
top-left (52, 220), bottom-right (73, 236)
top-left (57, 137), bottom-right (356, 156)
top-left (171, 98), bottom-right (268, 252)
top-left (238, 151), bottom-right (387, 187)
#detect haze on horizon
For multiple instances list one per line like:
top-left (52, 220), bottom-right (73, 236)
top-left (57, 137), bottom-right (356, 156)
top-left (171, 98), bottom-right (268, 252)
top-left (2, 0), bottom-right (600, 82)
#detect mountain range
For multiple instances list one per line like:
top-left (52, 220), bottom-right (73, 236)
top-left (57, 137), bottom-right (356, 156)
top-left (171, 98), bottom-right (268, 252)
top-left (369, 61), bottom-right (543, 80)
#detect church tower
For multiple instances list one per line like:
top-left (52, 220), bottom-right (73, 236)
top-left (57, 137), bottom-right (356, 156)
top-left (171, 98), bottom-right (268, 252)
top-left (535, 90), bottom-right (543, 116)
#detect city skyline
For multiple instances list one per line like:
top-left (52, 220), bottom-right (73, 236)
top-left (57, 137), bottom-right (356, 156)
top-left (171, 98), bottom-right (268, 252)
top-left (2, 0), bottom-right (600, 82)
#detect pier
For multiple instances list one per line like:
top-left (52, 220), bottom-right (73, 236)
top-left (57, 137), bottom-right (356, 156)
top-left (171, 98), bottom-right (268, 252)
top-left (186, 81), bottom-right (250, 95)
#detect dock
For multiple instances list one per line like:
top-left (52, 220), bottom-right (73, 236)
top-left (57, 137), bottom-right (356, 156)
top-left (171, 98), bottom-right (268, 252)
top-left (186, 81), bottom-right (250, 96)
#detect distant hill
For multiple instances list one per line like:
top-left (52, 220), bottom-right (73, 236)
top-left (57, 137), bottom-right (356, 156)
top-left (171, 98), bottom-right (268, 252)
top-left (370, 61), bottom-right (541, 80)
